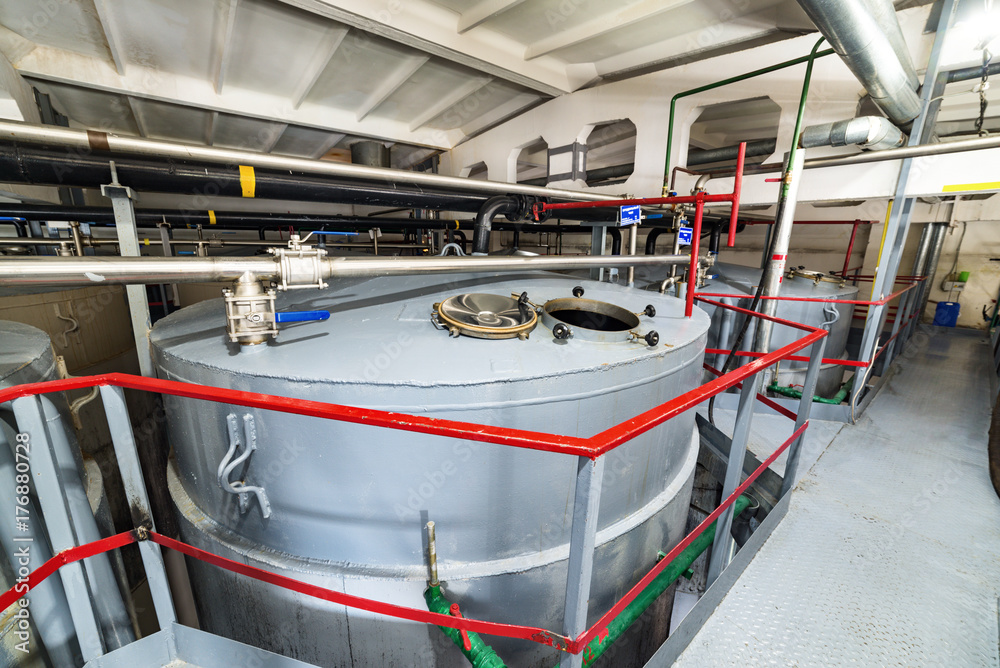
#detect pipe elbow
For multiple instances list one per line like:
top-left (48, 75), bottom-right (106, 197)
top-left (471, 196), bottom-right (520, 255)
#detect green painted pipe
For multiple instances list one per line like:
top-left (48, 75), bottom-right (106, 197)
top-left (424, 585), bottom-right (508, 668)
top-left (767, 374), bottom-right (855, 405)
top-left (663, 43), bottom-right (835, 184)
top-left (556, 495), bottom-right (753, 667)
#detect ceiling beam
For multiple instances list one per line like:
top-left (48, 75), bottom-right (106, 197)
top-left (309, 132), bottom-right (346, 159)
top-left (262, 124), bottom-right (288, 153)
top-left (14, 45), bottom-right (463, 149)
top-left (408, 76), bottom-right (493, 131)
top-left (525, 0), bottom-right (696, 61)
top-left (457, 0), bottom-right (528, 33)
top-left (273, 0), bottom-right (570, 95)
top-left (205, 111), bottom-right (218, 146)
top-left (91, 0), bottom-right (127, 75)
top-left (356, 55), bottom-right (428, 121)
top-left (212, 0), bottom-right (240, 94)
top-left (124, 96), bottom-right (147, 137)
top-left (292, 26), bottom-right (349, 109)
top-left (460, 92), bottom-right (539, 137)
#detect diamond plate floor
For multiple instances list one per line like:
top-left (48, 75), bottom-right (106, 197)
top-left (671, 327), bottom-right (1000, 667)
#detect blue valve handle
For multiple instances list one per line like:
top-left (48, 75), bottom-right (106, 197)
top-left (309, 231), bottom-right (357, 236)
top-left (274, 310), bottom-right (330, 324)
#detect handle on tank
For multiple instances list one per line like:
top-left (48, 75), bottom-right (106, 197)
top-left (274, 310), bottom-right (331, 323)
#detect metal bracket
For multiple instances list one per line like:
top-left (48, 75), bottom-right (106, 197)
top-left (218, 413), bottom-right (271, 518)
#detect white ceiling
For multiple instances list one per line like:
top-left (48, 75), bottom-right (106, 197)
top-left (0, 0), bottom-right (811, 163)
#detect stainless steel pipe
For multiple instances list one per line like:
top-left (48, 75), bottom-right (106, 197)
top-left (0, 121), bottom-right (616, 204)
top-left (0, 253), bottom-right (690, 288)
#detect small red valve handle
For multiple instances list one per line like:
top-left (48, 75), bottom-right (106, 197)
top-left (450, 603), bottom-right (472, 651)
top-left (764, 177), bottom-right (781, 182)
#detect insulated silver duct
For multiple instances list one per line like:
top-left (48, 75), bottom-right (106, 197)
top-left (861, 0), bottom-right (919, 90)
top-left (800, 116), bottom-right (906, 151)
top-left (796, 0), bottom-right (922, 126)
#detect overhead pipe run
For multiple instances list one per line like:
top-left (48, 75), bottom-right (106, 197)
top-left (687, 133), bottom-right (1000, 182)
top-left (0, 253), bottom-right (691, 288)
top-left (795, 0), bottom-right (922, 126)
top-left (0, 120), bottom-right (618, 205)
top-left (800, 116), bottom-right (906, 151)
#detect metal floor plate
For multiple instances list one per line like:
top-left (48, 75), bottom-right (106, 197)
top-left (84, 622), bottom-right (320, 668)
top-left (669, 328), bottom-right (1000, 667)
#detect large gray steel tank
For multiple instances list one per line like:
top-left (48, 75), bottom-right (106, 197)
top-left (151, 272), bottom-right (711, 667)
top-left (700, 262), bottom-right (858, 397)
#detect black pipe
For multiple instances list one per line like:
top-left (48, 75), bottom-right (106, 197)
top-left (0, 145), bottom-right (624, 221)
top-left (687, 139), bottom-right (777, 167)
top-left (472, 196), bottom-right (520, 254)
top-left (519, 162), bottom-right (637, 188)
top-left (0, 145), bottom-right (489, 213)
top-left (946, 61), bottom-right (1000, 83)
top-left (608, 227), bottom-right (622, 255)
top-left (454, 230), bottom-right (468, 254)
top-left (645, 228), bottom-right (667, 255)
top-left (709, 222), bottom-right (722, 255)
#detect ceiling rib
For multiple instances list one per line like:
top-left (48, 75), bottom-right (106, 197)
top-left (457, 0), bottom-right (529, 34)
top-left (90, 0), bottom-right (127, 75)
top-left (408, 76), bottom-right (493, 131)
top-left (291, 26), bottom-right (350, 109)
top-left (272, 0), bottom-right (568, 95)
top-left (16, 45), bottom-right (460, 148)
top-left (309, 132), bottom-right (346, 159)
top-left (524, 0), bottom-right (696, 61)
top-left (355, 55), bottom-right (429, 122)
top-left (212, 0), bottom-right (241, 94)
top-left (460, 92), bottom-right (539, 136)
top-left (125, 96), bottom-right (146, 136)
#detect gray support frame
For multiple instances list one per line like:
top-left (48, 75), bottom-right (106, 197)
top-left (706, 372), bottom-right (760, 586)
top-left (11, 395), bottom-right (106, 662)
top-left (589, 225), bottom-right (607, 282)
top-left (780, 336), bottom-right (827, 497)
top-left (99, 385), bottom-right (177, 629)
top-left (562, 455), bottom-right (606, 668)
top-left (851, 0), bottom-right (957, 406)
top-left (101, 180), bottom-right (154, 377)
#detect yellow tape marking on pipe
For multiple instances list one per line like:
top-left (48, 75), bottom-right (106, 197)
top-left (143, 238), bottom-right (149, 246)
top-left (208, 210), bottom-right (217, 224)
top-left (239, 166), bottom-right (256, 198)
top-left (942, 181), bottom-right (1000, 192)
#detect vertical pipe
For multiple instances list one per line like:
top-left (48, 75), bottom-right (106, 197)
top-left (626, 225), bottom-right (638, 286)
top-left (685, 197), bottom-right (705, 317)
top-left (727, 143), bottom-right (746, 247)
top-left (753, 149), bottom-right (805, 355)
top-left (842, 221), bottom-right (860, 277)
top-left (780, 335), bottom-right (827, 497)
top-left (562, 455), bottom-right (606, 668)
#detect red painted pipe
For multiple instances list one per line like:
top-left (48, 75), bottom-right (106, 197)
top-left (727, 142), bottom-right (746, 247)
top-left (842, 221), bottom-right (859, 277)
